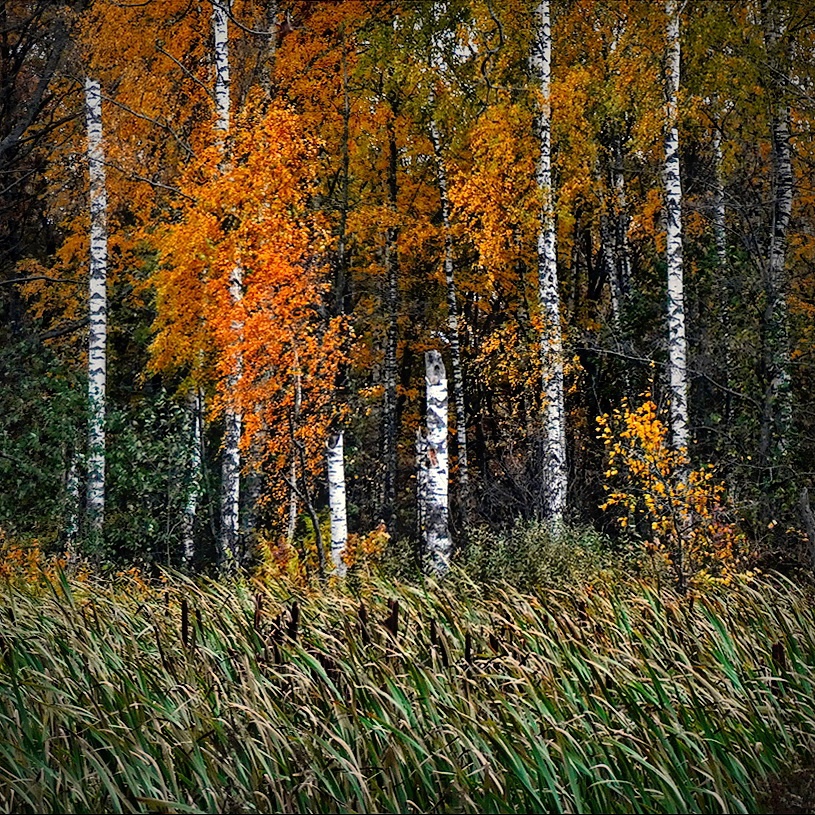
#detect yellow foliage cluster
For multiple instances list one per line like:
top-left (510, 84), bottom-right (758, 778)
top-left (597, 398), bottom-right (744, 589)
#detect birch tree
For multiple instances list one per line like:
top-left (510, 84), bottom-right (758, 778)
top-left (181, 389), bottom-right (203, 565)
top-left (85, 77), bottom-right (108, 539)
top-left (422, 349), bottom-right (451, 575)
top-left (213, 0), bottom-right (242, 563)
top-left (382, 117), bottom-right (399, 532)
top-left (428, 1), bottom-right (471, 518)
top-left (327, 430), bottom-right (348, 574)
top-left (663, 0), bottom-right (689, 452)
top-left (532, 0), bottom-right (567, 520)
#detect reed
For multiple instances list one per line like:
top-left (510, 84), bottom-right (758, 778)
top-left (0, 569), bottom-right (812, 813)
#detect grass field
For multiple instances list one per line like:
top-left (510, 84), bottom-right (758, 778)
top-left (0, 569), bottom-right (813, 813)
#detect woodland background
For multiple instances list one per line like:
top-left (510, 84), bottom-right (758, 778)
top-left (1, 0), bottom-right (815, 581)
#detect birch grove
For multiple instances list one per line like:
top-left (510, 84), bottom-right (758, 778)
top-left (85, 77), bottom-right (108, 539)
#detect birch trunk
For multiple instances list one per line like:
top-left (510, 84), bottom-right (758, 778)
top-left (327, 430), bottom-right (348, 575)
top-left (429, 120), bottom-right (470, 516)
top-left (760, 0), bottom-right (793, 467)
top-left (65, 451), bottom-right (79, 556)
top-left (286, 457), bottom-right (298, 544)
top-left (85, 77), bottom-right (108, 539)
top-left (213, 0), bottom-right (242, 563)
top-left (532, 0), bottom-right (567, 520)
top-left (259, 1), bottom-right (279, 96)
top-left (181, 389), bottom-right (203, 565)
top-left (663, 0), bottom-right (689, 452)
top-left (612, 138), bottom-right (632, 298)
top-left (712, 125), bottom-right (726, 273)
top-left (382, 121), bottom-right (399, 531)
top-left (416, 428), bottom-right (428, 541)
top-left (423, 350), bottom-right (451, 575)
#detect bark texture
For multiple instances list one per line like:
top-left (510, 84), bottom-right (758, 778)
top-left (382, 120), bottom-right (399, 532)
top-left (327, 430), bottom-right (348, 575)
top-left (213, 0), bottom-right (242, 563)
top-left (532, 0), bottom-right (567, 520)
top-left (423, 350), bottom-right (451, 575)
top-left (429, 119), bottom-right (470, 516)
top-left (182, 389), bottom-right (203, 565)
top-left (85, 77), bottom-right (108, 539)
top-left (663, 0), bottom-right (689, 451)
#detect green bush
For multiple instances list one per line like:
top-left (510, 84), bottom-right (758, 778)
top-left (460, 520), bottom-right (632, 591)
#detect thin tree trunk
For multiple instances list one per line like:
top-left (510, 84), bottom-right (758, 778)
top-left (664, 0), bottom-right (689, 452)
top-left (429, 120), bottom-right (471, 519)
top-left (213, 0), bottom-right (242, 564)
top-left (532, 0), bottom-right (567, 520)
top-left (612, 136), bottom-right (632, 298)
top-left (286, 457), bottom-right (298, 544)
top-left (64, 450), bottom-right (80, 557)
top-left (85, 77), bottom-right (108, 541)
top-left (382, 119), bottom-right (399, 532)
top-left (416, 428), bottom-right (428, 541)
top-left (423, 350), bottom-right (450, 575)
top-left (327, 39), bottom-right (351, 576)
top-left (259, 1), bottom-right (279, 96)
top-left (601, 209), bottom-right (623, 329)
top-left (182, 389), bottom-right (203, 566)
top-left (327, 430), bottom-right (348, 574)
top-left (759, 0), bottom-right (793, 474)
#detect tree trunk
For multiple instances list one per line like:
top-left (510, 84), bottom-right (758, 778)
top-left (259, 1), bottom-right (279, 96)
top-left (423, 350), bottom-right (451, 575)
top-left (429, 120), bottom-right (471, 519)
top-left (213, 0), bottom-right (242, 564)
top-left (85, 77), bottom-right (108, 541)
top-left (532, 0), bottom-right (567, 520)
top-left (664, 0), bottom-right (689, 452)
top-left (64, 450), bottom-right (79, 558)
top-left (327, 430), bottom-right (348, 575)
top-left (182, 388), bottom-right (203, 566)
top-left (759, 0), bottom-right (793, 477)
top-left (382, 119), bottom-right (399, 532)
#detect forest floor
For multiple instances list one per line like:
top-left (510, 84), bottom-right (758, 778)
top-left (0, 566), bottom-right (813, 813)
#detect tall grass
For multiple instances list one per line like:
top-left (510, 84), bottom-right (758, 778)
top-left (0, 570), bottom-right (813, 813)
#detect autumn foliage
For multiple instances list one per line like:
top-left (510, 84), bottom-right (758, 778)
top-left (598, 397), bottom-right (744, 589)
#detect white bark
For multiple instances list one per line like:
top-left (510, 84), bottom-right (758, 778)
top-left (212, 1), bottom-right (231, 135)
top-left (416, 428), bottom-right (428, 540)
top-left (213, 0), bottom-right (242, 563)
top-left (712, 125), bottom-right (726, 273)
top-left (663, 0), bottom-right (689, 451)
top-left (612, 140), bottom-right (632, 298)
top-left (423, 350), bottom-right (451, 575)
top-left (286, 457), bottom-right (298, 544)
top-left (327, 430), bottom-right (348, 575)
top-left (182, 389), bottom-right (203, 565)
top-left (429, 119), bottom-right (470, 512)
top-left (65, 452), bottom-right (79, 555)
top-left (532, 0), bottom-right (567, 520)
top-left (381, 124), bottom-right (399, 528)
top-left (85, 77), bottom-right (108, 539)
